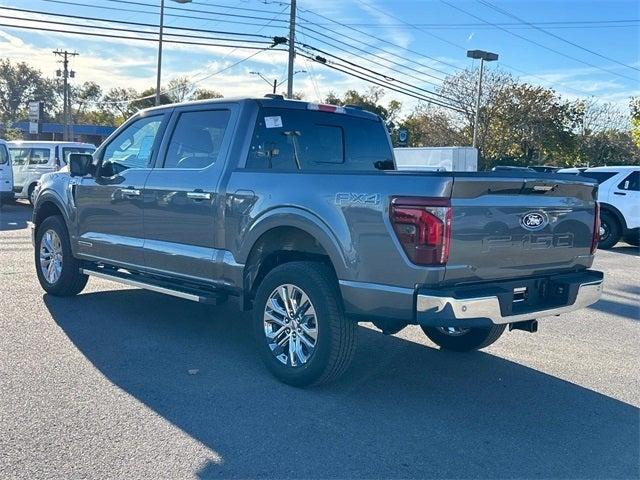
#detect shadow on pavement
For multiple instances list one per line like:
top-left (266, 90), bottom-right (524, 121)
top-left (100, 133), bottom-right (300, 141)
top-left (606, 244), bottom-right (639, 256)
top-left (0, 200), bottom-right (31, 231)
top-left (44, 289), bottom-right (639, 479)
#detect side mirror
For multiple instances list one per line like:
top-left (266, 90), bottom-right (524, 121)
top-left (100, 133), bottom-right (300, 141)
top-left (69, 153), bottom-right (93, 177)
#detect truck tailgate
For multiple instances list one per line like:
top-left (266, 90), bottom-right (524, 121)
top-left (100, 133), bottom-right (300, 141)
top-left (444, 173), bottom-right (598, 284)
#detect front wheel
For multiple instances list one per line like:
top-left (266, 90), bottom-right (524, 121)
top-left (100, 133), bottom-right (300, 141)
top-left (421, 325), bottom-right (506, 352)
top-left (35, 216), bottom-right (88, 296)
top-left (253, 261), bottom-right (357, 387)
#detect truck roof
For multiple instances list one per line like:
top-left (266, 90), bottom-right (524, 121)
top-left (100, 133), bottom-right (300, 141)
top-left (142, 95), bottom-right (382, 122)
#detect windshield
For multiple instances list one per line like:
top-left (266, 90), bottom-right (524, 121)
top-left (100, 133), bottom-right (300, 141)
top-left (0, 144), bottom-right (8, 165)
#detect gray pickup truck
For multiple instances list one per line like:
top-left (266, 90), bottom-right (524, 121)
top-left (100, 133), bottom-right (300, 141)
top-left (32, 96), bottom-right (604, 386)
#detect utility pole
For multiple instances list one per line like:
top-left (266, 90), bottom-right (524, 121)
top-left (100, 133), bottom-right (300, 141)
top-left (53, 50), bottom-right (78, 141)
top-left (466, 49), bottom-right (498, 149)
top-left (286, 0), bottom-right (296, 99)
top-left (156, 0), bottom-right (165, 106)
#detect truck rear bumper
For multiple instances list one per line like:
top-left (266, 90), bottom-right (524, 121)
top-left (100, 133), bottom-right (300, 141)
top-left (417, 270), bottom-right (603, 327)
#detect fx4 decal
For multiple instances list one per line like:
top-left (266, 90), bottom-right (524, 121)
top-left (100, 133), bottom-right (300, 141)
top-left (335, 192), bottom-right (381, 207)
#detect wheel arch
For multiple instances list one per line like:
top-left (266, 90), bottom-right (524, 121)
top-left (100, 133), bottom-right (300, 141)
top-left (599, 202), bottom-right (627, 231)
top-left (33, 192), bottom-right (70, 236)
top-left (240, 210), bottom-right (349, 310)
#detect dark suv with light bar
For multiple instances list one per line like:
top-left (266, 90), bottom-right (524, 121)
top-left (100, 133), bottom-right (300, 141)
top-left (31, 96), bottom-right (604, 386)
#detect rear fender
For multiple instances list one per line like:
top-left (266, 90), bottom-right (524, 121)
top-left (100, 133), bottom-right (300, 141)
top-left (237, 207), bottom-right (350, 280)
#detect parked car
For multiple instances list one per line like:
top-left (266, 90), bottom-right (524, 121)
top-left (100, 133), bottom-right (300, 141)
top-left (578, 166), bottom-right (639, 248)
top-left (0, 139), bottom-right (13, 204)
top-left (8, 141), bottom-right (95, 204)
top-left (31, 96), bottom-right (604, 386)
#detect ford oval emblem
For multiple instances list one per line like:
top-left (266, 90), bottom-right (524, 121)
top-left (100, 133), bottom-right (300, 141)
top-left (521, 211), bottom-right (548, 231)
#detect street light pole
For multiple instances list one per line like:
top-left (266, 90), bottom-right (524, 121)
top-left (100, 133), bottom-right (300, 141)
top-left (156, 0), bottom-right (192, 106)
top-left (472, 57), bottom-right (484, 149)
top-left (466, 49), bottom-right (498, 149)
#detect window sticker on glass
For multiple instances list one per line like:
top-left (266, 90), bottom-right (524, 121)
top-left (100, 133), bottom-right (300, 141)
top-left (264, 116), bottom-right (283, 129)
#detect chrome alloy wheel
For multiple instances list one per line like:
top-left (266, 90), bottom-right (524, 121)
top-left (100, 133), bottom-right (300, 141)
top-left (263, 284), bottom-right (318, 367)
top-left (39, 229), bottom-right (63, 284)
top-left (436, 326), bottom-right (470, 336)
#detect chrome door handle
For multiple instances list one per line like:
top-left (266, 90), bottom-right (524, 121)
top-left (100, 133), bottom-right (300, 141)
top-left (186, 191), bottom-right (212, 200)
top-left (121, 188), bottom-right (141, 197)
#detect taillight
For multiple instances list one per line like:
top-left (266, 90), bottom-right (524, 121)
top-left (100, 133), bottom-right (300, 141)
top-left (591, 202), bottom-right (600, 254)
top-left (390, 197), bottom-right (451, 266)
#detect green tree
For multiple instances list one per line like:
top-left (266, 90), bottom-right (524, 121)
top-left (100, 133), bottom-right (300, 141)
top-left (324, 86), bottom-right (401, 124)
top-left (166, 76), bottom-right (193, 103)
top-left (631, 97), bottom-right (640, 149)
top-left (0, 58), bottom-right (57, 123)
top-left (191, 88), bottom-right (223, 101)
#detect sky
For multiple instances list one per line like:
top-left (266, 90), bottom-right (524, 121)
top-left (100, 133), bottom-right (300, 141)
top-left (0, 0), bottom-right (638, 116)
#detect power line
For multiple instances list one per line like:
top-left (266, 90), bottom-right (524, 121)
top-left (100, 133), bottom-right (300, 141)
top-left (348, 0), bottom-right (466, 52)
top-left (477, 0), bottom-right (639, 73)
top-left (1, 14), bottom-right (275, 45)
top-left (101, 0), bottom-right (289, 24)
top-left (297, 42), bottom-right (461, 105)
top-left (297, 7), bottom-right (462, 73)
top-left (0, 21), bottom-right (282, 50)
top-left (439, 0), bottom-right (638, 82)
top-left (297, 23), bottom-right (446, 87)
top-left (298, 19), bottom-right (640, 27)
top-left (38, 0), bottom-right (287, 28)
top-left (0, 5), bottom-right (276, 39)
top-left (96, 47), bottom-right (278, 106)
top-left (297, 50), bottom-right (465, 113)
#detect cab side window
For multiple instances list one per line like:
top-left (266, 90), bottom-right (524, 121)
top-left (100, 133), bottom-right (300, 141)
top-left (101, 115), bottom-right (163, 176)
top-left (618, 171), bottom-right (639, 191)
top-left (163, 110), bottom-right (231, 169)
top-left (28, 148), bottom-right (51, 166)
top-left (9, 148), bottom-right (29, 166)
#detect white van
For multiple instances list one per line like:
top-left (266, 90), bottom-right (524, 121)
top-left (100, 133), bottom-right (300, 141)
top-left (8, 141), bottom-right (95, 204)
top-left (0, 139), bottom-right (13, 204)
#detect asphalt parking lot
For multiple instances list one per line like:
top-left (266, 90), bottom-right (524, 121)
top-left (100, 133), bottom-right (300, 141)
top-left (1, 200), bottom-right (638, 479)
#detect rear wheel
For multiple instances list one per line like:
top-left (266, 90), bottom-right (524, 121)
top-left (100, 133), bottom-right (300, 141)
top-left (421, 325), bottom-right (506, 352)
top-left (598, 211), bottom-right (621, 249)
top-left (35, 216), bottom-right (88, 296)
top-left (253, 261), bottom-right (357, 387)
top-left (623, 230), bottom-right (639, 247)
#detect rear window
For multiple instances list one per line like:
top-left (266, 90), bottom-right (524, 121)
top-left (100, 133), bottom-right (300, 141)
top-left (618, 171), bottom-right (639, 191)
top-left (245, 107), bottom-right (393, 171)
top-left (581, 171), bottom-right (617, 184)
top-left (0, 145), bottom-right (8, 165)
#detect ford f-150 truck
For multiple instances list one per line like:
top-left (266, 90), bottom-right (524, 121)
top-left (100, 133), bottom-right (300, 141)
top-left (32, 96), bottom-right (604, 386)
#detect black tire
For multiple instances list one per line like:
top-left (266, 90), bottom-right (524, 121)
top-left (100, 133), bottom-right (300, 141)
top-left (35, 215), bottom-right (88, 296)
top-left (421, 325), bottom-right (506, 352)
top-left (598, 211), bottom-right (621, 250)
top-left (27, 183), bottom-right (37, 206)
top-left (623, 231), bottom-right (639, 247)
top-left (253, 261), bottom-right (357, 387)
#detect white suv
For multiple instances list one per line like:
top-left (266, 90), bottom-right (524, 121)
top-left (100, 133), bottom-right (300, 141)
top-left (580, 166), bottom-right (639, 249)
